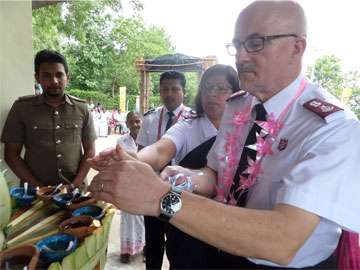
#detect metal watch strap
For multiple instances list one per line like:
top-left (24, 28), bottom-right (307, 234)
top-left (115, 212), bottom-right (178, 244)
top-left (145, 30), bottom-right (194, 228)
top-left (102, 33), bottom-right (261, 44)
top-left (158, 185), bottom-right (182, 223)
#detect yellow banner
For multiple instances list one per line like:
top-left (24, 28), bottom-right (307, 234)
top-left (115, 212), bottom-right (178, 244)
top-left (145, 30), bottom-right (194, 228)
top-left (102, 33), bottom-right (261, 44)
top-left (341, 89), bottom-right (352, 104)
top-left (119, 87), bottom-right (126, 111)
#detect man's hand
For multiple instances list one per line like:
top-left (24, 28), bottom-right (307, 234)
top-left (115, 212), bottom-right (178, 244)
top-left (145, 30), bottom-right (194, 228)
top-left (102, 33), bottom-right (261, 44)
top-left (88, 146), bottom-right (169, 216)
top-left (87, 144), bottom-right (138, 171)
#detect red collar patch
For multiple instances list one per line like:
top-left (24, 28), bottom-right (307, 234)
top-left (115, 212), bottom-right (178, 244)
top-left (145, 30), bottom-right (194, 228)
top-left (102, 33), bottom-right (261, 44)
top-left (303, 98), bottom-right (343, 119)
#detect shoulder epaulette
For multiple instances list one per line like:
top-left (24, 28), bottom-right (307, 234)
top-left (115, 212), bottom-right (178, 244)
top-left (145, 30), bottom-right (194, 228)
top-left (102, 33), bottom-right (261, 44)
top-left (303, 98), bottom-right (343, 119)
top-left (183, 114), bottom-right (199, 119)
top-left (68, 94), bottom-right (86, 103)
top-left (189, 109), bottom-right (196, 115)
top-left (144, 108), bottom-right (156, 116)
top-left (226, 91), bottom-right (246, 102)
top-left (17, 95), bottom-right (37, 101)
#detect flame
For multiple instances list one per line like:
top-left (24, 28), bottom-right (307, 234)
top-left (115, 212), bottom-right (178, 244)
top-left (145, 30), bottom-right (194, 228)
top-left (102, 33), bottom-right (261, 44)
top-left (92, 219), bottom-right (101, 228)
top-left (108, 208), bottom-right (116, 214)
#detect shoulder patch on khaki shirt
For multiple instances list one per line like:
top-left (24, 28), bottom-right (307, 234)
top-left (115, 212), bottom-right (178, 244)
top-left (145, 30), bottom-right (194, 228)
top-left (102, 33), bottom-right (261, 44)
top-left (67, 94), bottom-right (86, 103)
top-left (17, 95), bottom-right (37, 101)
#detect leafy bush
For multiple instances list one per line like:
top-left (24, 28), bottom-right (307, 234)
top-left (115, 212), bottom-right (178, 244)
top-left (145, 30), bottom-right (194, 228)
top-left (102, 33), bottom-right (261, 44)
top-left (66, 89), bottom-right (163, 112)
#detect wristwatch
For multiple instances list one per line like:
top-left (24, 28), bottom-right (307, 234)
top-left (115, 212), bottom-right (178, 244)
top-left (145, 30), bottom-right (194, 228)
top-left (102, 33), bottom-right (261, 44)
top-left (159, 185), bottom-right (182, 222)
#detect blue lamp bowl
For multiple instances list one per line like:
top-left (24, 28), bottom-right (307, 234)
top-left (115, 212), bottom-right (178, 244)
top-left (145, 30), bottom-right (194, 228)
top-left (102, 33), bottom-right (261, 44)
top-left (53, 193), bottom-right (81, 209)
top-left (36, 234), bottom-right (77, 264)
top-left (9, 187), bottom-right (37, 206)
top-left (72, 205), bottom-right (105, 220)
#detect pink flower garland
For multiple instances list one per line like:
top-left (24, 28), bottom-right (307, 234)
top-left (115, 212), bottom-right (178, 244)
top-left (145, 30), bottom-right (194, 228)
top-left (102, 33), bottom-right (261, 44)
top-left (215, 106), bottom-right (283, 205)
top-left (215, 76), bottom-right (308, 205)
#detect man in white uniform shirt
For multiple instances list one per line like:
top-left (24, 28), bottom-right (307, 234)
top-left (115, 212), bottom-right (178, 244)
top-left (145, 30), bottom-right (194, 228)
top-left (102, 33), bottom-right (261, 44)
top-left (89, 1), bottom-right (360, 269)
top-left (136, 70), bottom-right (192, 269)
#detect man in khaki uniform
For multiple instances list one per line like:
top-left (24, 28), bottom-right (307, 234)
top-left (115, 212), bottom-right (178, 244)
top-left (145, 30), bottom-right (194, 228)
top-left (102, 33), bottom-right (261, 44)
top-left (1, 49), bottom-right (96, 188)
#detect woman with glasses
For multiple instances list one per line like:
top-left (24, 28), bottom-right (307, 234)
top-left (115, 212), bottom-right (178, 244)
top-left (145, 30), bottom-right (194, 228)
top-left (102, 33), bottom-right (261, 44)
top-left (133, 64), bottom-right (240, 269)
top-left (88, 64), bottom-right (240, 268)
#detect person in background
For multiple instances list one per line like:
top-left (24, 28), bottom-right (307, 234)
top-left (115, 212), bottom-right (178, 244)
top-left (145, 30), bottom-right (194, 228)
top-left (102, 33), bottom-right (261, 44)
top-left (108, 107), bottom-right (118, 135)
top-left (1, 49), bottom-right (96, 188)
top-left (88, 98), bottom-right (95, 110)
top-left (89, 64), bottom-right (240, 269)
top-left (115, 111), bottom-right (146, 264)
top-left (113, 108), bottom-right (128, 134)
top-left (34, 87), bottom-right (41, 95)
top-left (99, 107), bottom-right (109, 137)
top-left (96, 102), bottom-right (102, 113)
top-left (88, 1), bottom-right (360, 269)
top-left (91, 107), bottom-right (100, 137)
top-left (135, 70), bottom-right (194, 269)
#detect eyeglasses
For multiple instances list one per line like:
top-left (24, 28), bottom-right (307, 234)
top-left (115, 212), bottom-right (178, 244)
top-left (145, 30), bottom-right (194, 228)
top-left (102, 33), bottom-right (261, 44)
top-left (226, 34), bottom-right (297, 55)
top-left (201, 84), bottom-right (232, 95)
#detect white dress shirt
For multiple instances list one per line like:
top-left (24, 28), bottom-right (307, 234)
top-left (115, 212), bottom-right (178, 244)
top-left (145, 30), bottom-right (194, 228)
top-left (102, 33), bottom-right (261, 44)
top-left (207, 73), bottom-right (360, 267)
top-left (136, 104), bottom-right (192, 147)
top-left (163, 115), bottom-right (217, 164)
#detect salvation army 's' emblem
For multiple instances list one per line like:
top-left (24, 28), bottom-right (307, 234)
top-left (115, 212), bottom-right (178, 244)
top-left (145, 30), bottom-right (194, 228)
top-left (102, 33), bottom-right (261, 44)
top-left (303, 98), bottom-right (343, 119)
top-left (278, 138), bottom-right (288, 151)
top-left (309, 101), bottom-right (321, 107)
top-left (320, 105), bottom-right (334, 112)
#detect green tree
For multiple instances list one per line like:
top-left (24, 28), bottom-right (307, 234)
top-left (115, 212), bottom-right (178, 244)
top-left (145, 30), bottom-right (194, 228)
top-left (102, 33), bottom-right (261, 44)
top-left (306, 55), bottom-right (360, 119)
top-left (109, 18), bottom-right (175, 96)
top-left (32, 5), bottom-right (63, 53)
top-left (306, 55), bottom-right (344, 99)
top-left (32, 0), bottom-right (175, 98)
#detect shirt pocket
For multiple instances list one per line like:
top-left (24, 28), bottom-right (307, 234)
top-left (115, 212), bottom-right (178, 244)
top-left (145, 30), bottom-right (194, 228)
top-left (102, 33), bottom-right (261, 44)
top-left (26, 121), bottom-right (53, 143)
top-left (259, 156), bottom-right (297, 182)
top-left (65, 120), bottom-right (83, 143)
top-left (251, 156), bottom-right (295, 208)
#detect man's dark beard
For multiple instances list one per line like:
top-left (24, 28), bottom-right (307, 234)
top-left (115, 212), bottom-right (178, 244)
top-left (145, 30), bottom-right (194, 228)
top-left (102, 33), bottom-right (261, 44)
top-left (46, 87), bottom-right (63, 97)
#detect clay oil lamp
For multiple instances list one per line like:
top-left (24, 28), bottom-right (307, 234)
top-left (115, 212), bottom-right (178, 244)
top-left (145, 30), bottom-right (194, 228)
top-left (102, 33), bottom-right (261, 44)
top-left (58, 216), bottom-right (101, 242)
top-left (61, 184), bottom-right (75, 193)
top-left (9, 182), bottom-right (37, 207)
top-left (53, 188), bottom-right (81, 209)
top-left (36, 183), bottom-right (63, 205)
top-left (0, 244), bottom-right (39, 270)
top-left (36, 234), bottom-right (77, 264)
top-left (65, 196), bottom-right (97, 211)
top-left (72, 205), bottom-right (105, 221)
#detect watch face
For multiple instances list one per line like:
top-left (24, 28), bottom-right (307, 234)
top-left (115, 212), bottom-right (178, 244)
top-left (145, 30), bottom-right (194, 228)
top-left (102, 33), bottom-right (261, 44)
top-left (161, 193), bottom-right (181, 215)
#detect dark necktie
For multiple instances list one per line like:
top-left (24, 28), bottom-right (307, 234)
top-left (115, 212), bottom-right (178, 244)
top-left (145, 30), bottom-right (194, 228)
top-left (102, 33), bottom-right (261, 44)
top-left (165, 111), bottom-right (175, 131)
top-left (230, 103), bottom-right (267, 206)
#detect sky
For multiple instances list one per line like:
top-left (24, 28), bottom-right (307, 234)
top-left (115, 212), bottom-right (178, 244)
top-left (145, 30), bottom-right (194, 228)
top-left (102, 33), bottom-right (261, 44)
top-left (124, 0), bottom-right (360, 73)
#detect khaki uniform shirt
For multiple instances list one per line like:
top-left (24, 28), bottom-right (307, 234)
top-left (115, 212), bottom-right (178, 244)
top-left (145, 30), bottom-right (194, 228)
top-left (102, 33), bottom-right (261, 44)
top-left (1, 94), bottom-right (96, 186)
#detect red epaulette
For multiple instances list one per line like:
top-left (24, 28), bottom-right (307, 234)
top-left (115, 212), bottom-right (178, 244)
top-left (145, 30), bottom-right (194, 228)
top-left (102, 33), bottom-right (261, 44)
top-left (303, 98), bottom-right (343, 119)
top-left (183, 114), bottom-right (199, 119)
top-left (226, 90), bottom-right (246, 102)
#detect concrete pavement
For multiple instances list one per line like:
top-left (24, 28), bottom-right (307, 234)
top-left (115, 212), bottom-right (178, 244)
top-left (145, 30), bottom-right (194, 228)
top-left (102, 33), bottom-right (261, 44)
top-left (89, 134), bottom-right (169, 270)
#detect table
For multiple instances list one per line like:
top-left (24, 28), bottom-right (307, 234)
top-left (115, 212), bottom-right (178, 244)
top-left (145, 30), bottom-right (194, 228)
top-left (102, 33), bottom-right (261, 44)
top-left (4, 198), bottom-right (114, 270)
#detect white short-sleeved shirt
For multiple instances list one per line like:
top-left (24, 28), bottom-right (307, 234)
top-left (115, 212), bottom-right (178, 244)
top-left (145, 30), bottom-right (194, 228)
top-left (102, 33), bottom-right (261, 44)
top-left (162, 115), bottom-right (217, 164)
top-left (207, 73), bottom-right (360, 268)
top-left (117, 132), bottom-right (138, 153)
top-left (113, 112), bottom-right (125, 122)
top-left (136, 104), bottom-right (192, 147)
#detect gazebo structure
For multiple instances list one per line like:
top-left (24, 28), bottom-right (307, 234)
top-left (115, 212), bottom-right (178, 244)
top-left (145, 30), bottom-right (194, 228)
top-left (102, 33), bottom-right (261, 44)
top-left (135, 53), bottom-right (218, 113)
